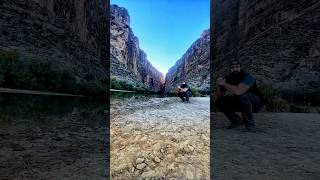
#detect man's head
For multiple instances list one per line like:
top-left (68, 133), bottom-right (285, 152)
top-left (230, 60), bottom-right (241, 74)
top-left (180, 80), bottom-right (186, 84)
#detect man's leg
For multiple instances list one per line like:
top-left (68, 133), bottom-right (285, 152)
top-left (185, 91), bottom-right (190, 102)
top-left (239, 92), bottom-right (261, 128)
top-left (215, 96), bottom-right (242, 126)
top-left (178, 92), bottom-right (185, 102)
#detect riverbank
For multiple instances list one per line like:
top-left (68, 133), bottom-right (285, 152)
top-left (111, 97), bottom-right (210, 179)
top-left (0, 88), bottom-right (85, 97)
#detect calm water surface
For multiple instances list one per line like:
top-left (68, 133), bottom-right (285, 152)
top-left (0, 93), bottom-right (108, 179)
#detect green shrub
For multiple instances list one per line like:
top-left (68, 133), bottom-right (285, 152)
top-left (259, 85), bottom-right (287, 112)
top-left (110, 78), bottom-right (136, 91)
top-left (259, 84), bottom-right (282, 100)
top-left (266, 97), bottom-right (289, 112)
top-left (0, 49), bottom-right (107, 96)
top-left (0, 50), bottom-right (19, 87)
top-left (191, 88), bottom-right (201, 97)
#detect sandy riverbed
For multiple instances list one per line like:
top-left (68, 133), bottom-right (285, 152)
top-left (212, 112), bottom-right (320, 180)
top-left (110, 97), bottom-right (210, 179)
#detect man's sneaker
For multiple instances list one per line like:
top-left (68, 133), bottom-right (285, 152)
top-left (227, 121), bottom-right (243, 129)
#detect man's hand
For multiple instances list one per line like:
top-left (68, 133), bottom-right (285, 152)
top-left (178, 87), bottom-right (189, 92)
top-left (216, 77), bottom-right (226, 86)
top-left (215, 85), bottom-right (225, 98)
top-left (178, 87), bottom-right (186, 92)
top-left (215, 77), bottom-right (226, 98)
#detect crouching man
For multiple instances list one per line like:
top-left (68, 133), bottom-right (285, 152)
top-left (178, 80), bottom-right (192, 103)
top-left (215, 60), bottom-right (264, 132)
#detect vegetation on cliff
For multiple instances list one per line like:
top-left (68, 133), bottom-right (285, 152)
top-left (0, 50), bottom-right (107, 96)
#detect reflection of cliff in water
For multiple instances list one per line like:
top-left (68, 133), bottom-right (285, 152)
top-left (0, 94), bottom-right (108, 179)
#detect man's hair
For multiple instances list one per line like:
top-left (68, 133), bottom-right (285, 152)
top-left (230, 60), bottom-right (240, 66)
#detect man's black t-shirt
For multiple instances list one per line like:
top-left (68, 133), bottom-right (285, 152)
top-left (181, 84), bottom-right (189, 89)
top-left (180, 83), bottom-right (192, 94)
top-left (222, 70), bottom-right (265, 104)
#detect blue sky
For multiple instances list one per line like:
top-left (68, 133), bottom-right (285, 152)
top-left (110, 0), bottom-right (210, 75)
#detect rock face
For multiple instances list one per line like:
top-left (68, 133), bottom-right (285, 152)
top-left (165, 30), bottom-right (210, 93)
top-left (0, 0), bottom-right (109, 94)
top-left (110, 5), bottom-right (164, 92)
top-left (212, 0), bottom-right (320, 102)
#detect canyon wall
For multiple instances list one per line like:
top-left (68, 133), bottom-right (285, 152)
top-left (165, 30), bottom-right (210, 93)
top-left (110, 5), bottom-right (164, 92)
top-left (212, 0), bottom-right (320, 102)
top-left (0, 0), bottom-right (109, 95)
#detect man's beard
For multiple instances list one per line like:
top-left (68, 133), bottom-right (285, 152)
top-left (231, 71), bottom-right (240, 75)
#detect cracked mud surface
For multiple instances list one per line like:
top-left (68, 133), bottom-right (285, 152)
top-left (111, 97), bottom-right (210, 179)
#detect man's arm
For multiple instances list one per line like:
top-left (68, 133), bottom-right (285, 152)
top-left (182, 88), bottom-right (189, 92)
top-left (178, 86), bottom-right (188, 92)
top-left (217, 73), bottom-right (254, 96)
top-left (215, 85), bottom-right (225, 98)
top-left (222, 82), bottom-right (250, 96)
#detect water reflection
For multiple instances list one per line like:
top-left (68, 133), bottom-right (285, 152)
top-left (0, 93), bottom-right (108, 179)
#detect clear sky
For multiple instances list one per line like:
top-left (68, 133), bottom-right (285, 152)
top-left (110, 0), bottom-right (210, 75)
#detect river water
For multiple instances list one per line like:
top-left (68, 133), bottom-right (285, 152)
top-left (0, 93), bottom-right (108, 179)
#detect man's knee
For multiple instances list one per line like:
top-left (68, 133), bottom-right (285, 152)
top-left (239, 93), bottom-right (252, 105)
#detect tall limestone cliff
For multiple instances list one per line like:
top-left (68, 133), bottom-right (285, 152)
top-left (212, 0), bottom-right (320, 102)
top-left (110, 5), bottom-right (164, 92)
top-left (0, 0), bottom-right (109, 95)
top-left (165, 29), bottom-right (210, 93)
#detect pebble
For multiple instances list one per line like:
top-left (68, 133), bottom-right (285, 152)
top-left (119, 145), bottom-right (126, 150)
top-left (135, 130), bottom-right (142, 135)
top-left (185, 165), bottom-right (195, 179)
top-left (201, 134), bottom-right (209, 141)
top-left (136, 163), bottom-right (146, 170)
top-left (188, 145), bottom-right (195, 152)
top-left (141, 170), bottom-right (156, 178)
top-left (136, 157), bottom-right (145, 164)
top-left (154, 156), bottom-right (161, 163)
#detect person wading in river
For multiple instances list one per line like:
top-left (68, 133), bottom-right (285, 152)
top-left (178, 80), bottom-right (192, 103)
top-left (215, 60), bottom-right (265, 132)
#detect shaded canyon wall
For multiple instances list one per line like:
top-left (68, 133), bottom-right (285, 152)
top-left (212, 0), bottom-right (320, 101)
top-left (0, 0), bottom-right (109, 94)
